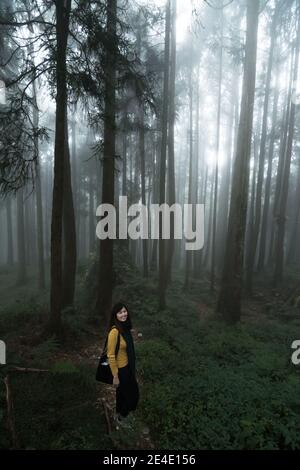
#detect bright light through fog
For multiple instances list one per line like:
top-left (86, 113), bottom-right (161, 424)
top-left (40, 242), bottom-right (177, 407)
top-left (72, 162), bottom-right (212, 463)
top-left (205, 150), bottom-right (227, 168)
top-left (176, 2), bottom-right (193, 43)
top-left (137, 0), bottom-right (193, 43)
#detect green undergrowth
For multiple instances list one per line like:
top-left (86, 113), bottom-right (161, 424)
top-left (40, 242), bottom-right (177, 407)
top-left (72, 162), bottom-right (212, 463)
top-left (115, 273), bottom-right (300, 450)
top-left (0, 360), bottom-right (115, 450)
top-left (1, 259), bottom-right (300, 450)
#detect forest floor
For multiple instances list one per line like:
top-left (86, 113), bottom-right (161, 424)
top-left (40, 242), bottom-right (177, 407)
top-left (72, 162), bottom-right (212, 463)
top-left (48, 328), bottom-right (155, 450)
top-left (0, 263), bottom-right (154, 450)
top-left (1, 260), bottom-right (300, 450)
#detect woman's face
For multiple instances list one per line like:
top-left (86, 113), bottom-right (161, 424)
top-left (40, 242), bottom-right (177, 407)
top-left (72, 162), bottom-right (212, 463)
top-left (116, 307), bottom-right (128, 322)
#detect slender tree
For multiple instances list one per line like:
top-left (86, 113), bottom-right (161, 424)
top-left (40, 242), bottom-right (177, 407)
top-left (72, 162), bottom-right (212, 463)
top-left (49, 0), bottom-right (72, 335)
top-left (245, 5), bottom-right (278, 293)
top-left (16, 187), bottom-right (27, 285)
top-left (273, 5), bottom-right (300, 285)
top-left (158, 0), bottom-right (171, 309)
top-left (6, 196), bottom-right (14, 266)
top-left (96, 0), bottom-right (117, 320)
top-left (257, 69), bottom-right (280, 271)
top-left (210, 8), bottom-right (223, 292)
top-left (217, 0), bottom-right (260, 324)
top-left (166, 0), bottom-right (177, 285)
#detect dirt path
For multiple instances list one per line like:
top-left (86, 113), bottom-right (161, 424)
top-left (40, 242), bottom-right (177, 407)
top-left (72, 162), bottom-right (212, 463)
top-left (55, 329), bottom-right (155, 450)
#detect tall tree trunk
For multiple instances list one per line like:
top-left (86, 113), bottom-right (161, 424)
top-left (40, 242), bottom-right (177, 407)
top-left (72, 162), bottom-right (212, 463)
top-left (245, 9), bottom-right (277, 293)
top-left (16, 188), bottom-right (27, 285)
top-left (44, 161), bottom-right (51, 261)
top-left (96, 0), bottom-right (117, 321)
top-left (217, 70), bottom-right (237, 268)
top-left (273, 11), bottom-right (300, 285)
top-left (217, 0), bottom-right (259, 324)
top-left (32, 80), bottom-right (45, 290)
top-left (193, 66), bottom-right (201, 278)
top-left (122, 115), bottom-right (127, 196)
top-left (210, 9), bottom-right (223, 291)
top-left (26, 3), bottom-right (45, 288)
top-left (184, 70), bottom-right (193, 289)
top-left (150, 135), bottom-right (159, 271)
top-left (158, 0), bottom-right (171, 309)
top-left (245, 132), bottom-right (259, 291)
top-left (166, 0), bottom-right (176, 285)
top-left (62, 114), bottom-right (77, 309)
top-left (89, 171), bottom-right (95, 255)
top-left (49, 0), bottom-right (71, 335)
top-left (6, 196), bottom-right (14, 266)
top-left (268, 50), bottom-right (294, 266)
top-left (198, 163), bottom-right (208, 270)
top-left (139, 106), bottom-right (148, 278)
top-left (203, 173), bottom-right (214, 269)
top-left (71, 108), bottom-right (80, 259)
top-left (287, 161), bottom-right (300, 264)
top-left (24, 192), bottom-right (36, 265)
top-left (257, 78), bottom-right (279, 271)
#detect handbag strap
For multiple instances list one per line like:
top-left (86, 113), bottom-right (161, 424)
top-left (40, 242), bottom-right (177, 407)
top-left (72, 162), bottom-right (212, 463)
top-left (102, 327), bottom-right (120, 356)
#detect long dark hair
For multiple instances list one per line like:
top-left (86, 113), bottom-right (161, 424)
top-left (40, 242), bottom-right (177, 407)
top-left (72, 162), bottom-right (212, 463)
top-left (108, 302), bottom-right (132, 333)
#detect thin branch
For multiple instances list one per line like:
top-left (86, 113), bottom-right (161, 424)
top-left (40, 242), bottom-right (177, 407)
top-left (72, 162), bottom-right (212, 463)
top-left (0, 19), bottom-right (54, 28)
top-left (6, 58), bottom-right (50, 88)
top-left (101, 398), bottom-right (112, 435)
top-left (8, 366), bottom-right (49, 373)
top-left (0, 45), bottom-right (21, 67)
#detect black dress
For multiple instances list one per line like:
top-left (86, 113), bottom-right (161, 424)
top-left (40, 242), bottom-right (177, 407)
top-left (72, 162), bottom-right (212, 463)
top-left (116, 328), bottom-right (139, 417)
top-left (116, 365), bottom-right (139, 417)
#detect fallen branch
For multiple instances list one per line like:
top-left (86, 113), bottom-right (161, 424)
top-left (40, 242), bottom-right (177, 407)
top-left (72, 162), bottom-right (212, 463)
top-left (101, 398), bottom-right (112, 435)
top-left (4, 374), bottom-right (19, 449)
top-left (8, 366), bottom-right (49, 373)
top-left (1, 366), bottom-right (49, 448)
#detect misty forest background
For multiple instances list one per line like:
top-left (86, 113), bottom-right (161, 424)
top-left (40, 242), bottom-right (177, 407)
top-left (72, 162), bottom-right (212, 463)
top-left (1, 0), bottom-right (300, 450)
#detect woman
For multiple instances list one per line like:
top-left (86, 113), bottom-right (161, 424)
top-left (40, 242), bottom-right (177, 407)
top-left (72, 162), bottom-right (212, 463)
top-left (107, 302), bottom-right (139, 427)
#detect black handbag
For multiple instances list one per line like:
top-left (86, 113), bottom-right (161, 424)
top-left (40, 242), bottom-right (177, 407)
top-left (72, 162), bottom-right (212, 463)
top-left (96, 329), bottom-right (120, 384)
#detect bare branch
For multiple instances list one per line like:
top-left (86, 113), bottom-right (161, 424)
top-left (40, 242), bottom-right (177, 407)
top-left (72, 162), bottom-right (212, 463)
top-left (0, 19), bottom-right (54, 27)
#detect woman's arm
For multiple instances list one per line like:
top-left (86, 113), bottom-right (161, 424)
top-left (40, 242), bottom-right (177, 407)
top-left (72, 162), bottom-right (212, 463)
top-left (107, 328), bottom-right (119, 378)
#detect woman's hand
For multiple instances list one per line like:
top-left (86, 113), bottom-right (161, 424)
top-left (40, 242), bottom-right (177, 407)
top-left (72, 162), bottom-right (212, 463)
top-left (113, 375), bottom-right (120, 387)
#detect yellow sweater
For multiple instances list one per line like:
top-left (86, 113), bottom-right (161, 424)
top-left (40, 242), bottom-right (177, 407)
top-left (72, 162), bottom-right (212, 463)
top-left (107, 327), bottom-right (128, 377)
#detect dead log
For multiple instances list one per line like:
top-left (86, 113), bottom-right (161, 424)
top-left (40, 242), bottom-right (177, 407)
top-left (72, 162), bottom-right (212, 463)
top-left (101, 398), bottom-right (112, 435)
top-left (4, 374), bottom-right (19, 449)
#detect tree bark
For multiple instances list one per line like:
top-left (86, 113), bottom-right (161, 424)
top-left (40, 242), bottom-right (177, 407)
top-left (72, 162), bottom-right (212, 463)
top-left (6, 196), bottom-right (14, 266)
top-left (287, 161), bottom-right (300, 264)
top-left (158, 0), bottom-right (171, 309)
top-left (245, 8), bottom-right (277, 293)
top-left (32, 80), bottom-right (45, 290)
top-left (62, 114), bottom-right (77, 309)
top-left (184, 70), bottom-right (193, 289)
top-left (273, 10), bottom-right (300, 285)
top-left (217, 0), bottom-right (259, 324)
top-left (96, 0), bottom-right (117, 321)
top-left (88, 170), bottom-right (95, 255)
top-left (210, 9), bottom-right (223, 291)
top-left (139, 106), bottom-right (148, 278)
top-left (49, 0), bottom-right (72, 335)
top-left (16, 188), bottom-right (27, 285)
top-left (257, 78), bottom-right (279, 271)
top-left (268, 49), bottom-right (294, 266)
top-left (166, 0), bottom-right (176, 286)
